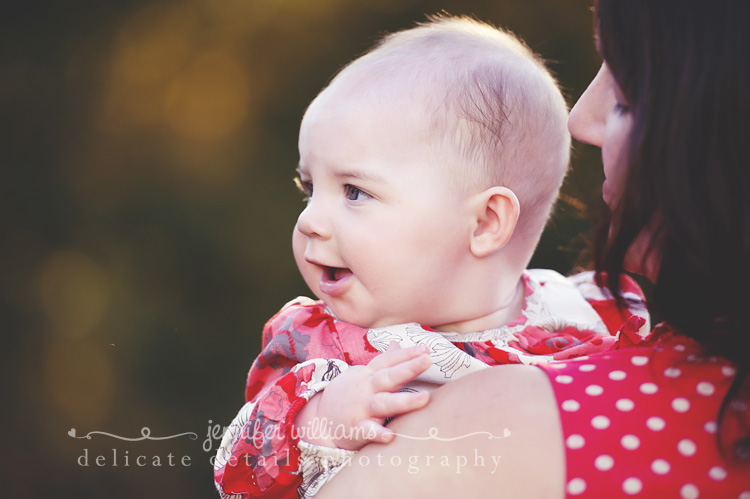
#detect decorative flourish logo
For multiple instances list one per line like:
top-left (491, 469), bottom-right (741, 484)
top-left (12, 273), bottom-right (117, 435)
top-left (68, 427), bottom-right (198, 442)
top-left (386, 427), bottom-right (511, 441)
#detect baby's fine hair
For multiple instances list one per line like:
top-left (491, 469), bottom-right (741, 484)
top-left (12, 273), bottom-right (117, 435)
top-left (323, 15), bottom-right (571, 241)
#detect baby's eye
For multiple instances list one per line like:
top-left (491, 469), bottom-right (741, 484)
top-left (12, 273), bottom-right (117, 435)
top-left (344, 184), bottom-right (371, 201)
top-left (294, 176), bottom-right (313, 200)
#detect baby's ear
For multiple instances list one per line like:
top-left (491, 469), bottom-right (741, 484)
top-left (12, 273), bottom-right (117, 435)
top-left (469, 186), bottom-right (520, 258)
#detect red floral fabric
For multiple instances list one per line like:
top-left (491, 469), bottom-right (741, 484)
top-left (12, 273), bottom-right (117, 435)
top-left (214, 270), bottom-right (648, 498)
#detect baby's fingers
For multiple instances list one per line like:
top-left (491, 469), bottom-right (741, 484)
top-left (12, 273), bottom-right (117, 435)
top-left (361, 419), bottom-right (395, 444)
top-left (370, 353), bottom-right (431, 392)
top-left (368, 343), bottom-right (429, 371)
top-left (337, 419), bottom-right (394, 450)
top-left (368, 390), bottom-right (430, 419)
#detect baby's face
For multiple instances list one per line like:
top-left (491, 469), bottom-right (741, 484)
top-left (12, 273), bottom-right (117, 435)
top-left (292, 88), bottom-right (474, 329)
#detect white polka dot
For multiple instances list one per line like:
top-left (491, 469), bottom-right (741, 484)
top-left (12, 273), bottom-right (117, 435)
top-left (664, 367), bottom-right (682, 378)
top-left (566, 434), bottom-right (585, 449)
top-left (739, 492), bottom-right (750, 499)
top-left (687, 354), bottom-right (699, 361)
top-left (616, 398), bottom-right (635, 412)
top-left (631, 355), bottom-right (649, 366)
top-left (673, 344), bottom-right (686, 351)
top-left (704, 421), bottom-right (717, 434)
top-left (592, 415), bottom-right (610, 429)
top-left (561, 399), bottom-right (580, 412)
top-left (722, 366), bottom-right (736, 377)
top-left (578, 364), bottom-right (596, 372)
top-left (696, 381), bottom-right (715, 396)
top-left (609, 370), bottom-right (627, 381)
top-left (680, 483), bottom-right (699, 499)
top-left (708, 466), bottom-right (727, 481)
top-left (646, 416), bottom-right (666, 431)
top-left (672, 397), bottom-right (691, 413)
top-left (621, 434), bottom-right (641, 450)
top-left (640, 382), bottom-right (658, 394)
top-left (651, 459), bottom-right (671, 474)
top-left (549, 363), bottom-right (568, 369)
top-left (622, 477), bottom-right (643, 495)
top-left (678, 439), bottom-right (697, 457)
top-left (566, 478), bottom-right (586, 495)
top-left (555, 375), bottom-right (574, 384)
top-left (595, 454), bottom-right (614, 471)
top-left (585, 384), bottom-right (604, 396)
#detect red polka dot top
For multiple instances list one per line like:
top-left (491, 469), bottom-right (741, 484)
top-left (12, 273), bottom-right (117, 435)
top-left (537, 322), bottom-right (750, 498)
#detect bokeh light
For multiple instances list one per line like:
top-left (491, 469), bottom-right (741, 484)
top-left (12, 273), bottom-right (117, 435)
top-left (163, 50), bottom-right (251, 142)
top-left (43, 337), bottom-right (116, 426)
top-left (38, 251), bottom-right (110, 339)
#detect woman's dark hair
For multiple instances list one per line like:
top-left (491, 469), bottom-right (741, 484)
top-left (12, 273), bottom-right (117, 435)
top-left (594, 0), bottom-right (750, 460)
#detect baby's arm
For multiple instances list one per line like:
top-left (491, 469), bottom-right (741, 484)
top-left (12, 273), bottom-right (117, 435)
top-left (215, 345), bottom-right (431, 499)
top-left (214, 301), bottom-right (432, 498)
top-left (294, 342), bottom-right (431, 450)
top-left (214, 300), bottom-right (361, 498)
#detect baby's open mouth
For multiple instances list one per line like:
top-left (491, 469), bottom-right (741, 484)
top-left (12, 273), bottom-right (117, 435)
top-left (324, 266), bottom-right (352, 282)
top-left (318, 265), bottom-right (354, 295)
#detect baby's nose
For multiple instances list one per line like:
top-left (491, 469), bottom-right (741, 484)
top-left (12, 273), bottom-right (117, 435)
top-left (296, 201), bottom-right (332, 239)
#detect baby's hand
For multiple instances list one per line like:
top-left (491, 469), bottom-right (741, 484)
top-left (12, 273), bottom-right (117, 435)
top-left (295, 342), bottom-right (431, 450)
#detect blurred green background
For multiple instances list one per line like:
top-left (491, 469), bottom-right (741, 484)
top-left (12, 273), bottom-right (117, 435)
top-left (1, 0), bottom-right (604, 497)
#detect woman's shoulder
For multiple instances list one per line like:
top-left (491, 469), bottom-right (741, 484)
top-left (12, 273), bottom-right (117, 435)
top-left (538, 322), bottom-right (734, 379)
top-left (316, 364), bottom-right (567, 499)
top-left (537, 323), bottom-right (738, 430)
top-left (537, 324), bottom-right (749, 497)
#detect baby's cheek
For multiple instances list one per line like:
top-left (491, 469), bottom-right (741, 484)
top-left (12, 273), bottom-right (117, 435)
top-left (291, 230), bottom-right (317, 295)
top-left (291, 227), bottom-right (306, 266)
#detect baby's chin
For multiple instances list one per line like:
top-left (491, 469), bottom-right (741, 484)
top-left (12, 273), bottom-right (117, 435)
top-left (317, 301), bottom-right (373, 328)
top-left (326, 306), bottom-right (404, 330)
top-left (321, 297), bottom-right (441, 329)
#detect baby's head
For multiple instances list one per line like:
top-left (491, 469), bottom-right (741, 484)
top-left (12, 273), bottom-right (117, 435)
top-left (293, 16), bottom-right (570, 331)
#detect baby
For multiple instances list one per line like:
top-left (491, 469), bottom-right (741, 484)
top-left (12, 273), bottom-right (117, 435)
top-left (214, 15), bottom-right (648, 499)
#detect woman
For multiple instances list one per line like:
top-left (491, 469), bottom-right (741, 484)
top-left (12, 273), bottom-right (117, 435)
top-left (317, 0), bottom-right (750, 496)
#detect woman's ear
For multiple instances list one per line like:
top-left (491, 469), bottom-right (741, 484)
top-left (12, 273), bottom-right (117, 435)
top-left (469, 186), bottom-right (520, 258)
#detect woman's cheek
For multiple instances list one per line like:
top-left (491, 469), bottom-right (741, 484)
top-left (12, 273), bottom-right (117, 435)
top-left (623, 223), bottom-right (661, 282)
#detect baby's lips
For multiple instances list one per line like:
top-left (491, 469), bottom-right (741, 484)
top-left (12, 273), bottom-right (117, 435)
top-left (318, 268), bottom-right (354, 296)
